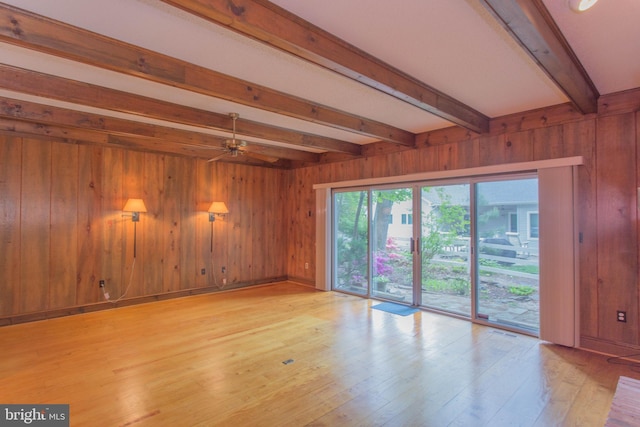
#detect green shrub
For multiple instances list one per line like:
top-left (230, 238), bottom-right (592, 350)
top-left (508, 285), bottom-right (536, 296)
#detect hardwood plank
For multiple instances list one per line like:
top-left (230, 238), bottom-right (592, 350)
top-left (195, 160), bottom-right (214, 289)
top-left (272, 170), bottom-right (288, 278)
top-left (142, 153), bottom-right (164, 295)
top-left (0, 136), bottom-right (22, 316)
top-left (437, 139), bottom-right (479, 171)
top-left (20, 138), bottom-right (51, 313)
top-left (100, 147), bottom-right (124, 299)
top-left (561, 120), bottom-right (598, 339)
top-left (0, 282), bottom-right (633, 426)
top-left (596, 113), bottom-right (638, 345)
top-left (122, 150), bottom-right (146, 298)
top-left (605, 376), bottom-right (640, 427)
top-left (212, 162), bottom-right (230, 288)
top-left (76, 145), bottom-right (103, 305)
top-left (49, 143), bottom-right (78, 309)
top-left (251, 167), bottom-right (267, 280)
top-left (163, 156), bottom-right (182, 292)
top-left (228, 164), bottom-right (253, 284)
top-left (178, 156), bottom-right (197, 290)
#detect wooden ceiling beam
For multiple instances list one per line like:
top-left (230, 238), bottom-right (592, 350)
top-left (0, 3), bottom-right (412, 146)
top-left (161, 0), bottom-right (490, 134)
top-left (0, 117), bottom-right (107, 145)
top-left (0, 96), bottom-right (321, 162)
top-left (478, 0), bottom-right (598, 114)
top-left (107, 134), bottom-right (293, 167)
top-left (0, 116), bottom-right (291, 166)
top-left (0, 64), bottom-right (359, 156)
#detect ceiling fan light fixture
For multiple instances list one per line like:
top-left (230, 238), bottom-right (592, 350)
top-left (569, 0), bottom-right (599, 12)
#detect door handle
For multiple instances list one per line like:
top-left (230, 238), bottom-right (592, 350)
top-left (410, 237), bottom-right (420, 254)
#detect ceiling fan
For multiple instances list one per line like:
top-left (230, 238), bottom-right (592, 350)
top-left (207, 113), bottom-right (278, 163)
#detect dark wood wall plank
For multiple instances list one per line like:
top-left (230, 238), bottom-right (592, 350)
top-left (228, 164), bottom-right (253, 284)
top-left (195, 160), bottom-right (214, 288)
top-left (20, 138), bottom-right (51, 313)
top-left (0, 136), bottom-right (22, 316)
top-left (122, 150), bottom-right (145, 298)
top-left (596, 113), bottom-right (637, 345)
top-left (163, 156), bottom-right (182, 292)
top-left (101, 148), bottom-right (124, 298)
top-left (558, 120), bottom-right (598, 337)
top-left (49, 143), bottom-right (79, 309)
top-left (212, 162), bottom-right (230, 287)
top-left (143, 154), bottom-right (164, 295)
top-left (179, 156), bottom-right (197, 290)
top-left (76, 145), bottom-right (103, 305)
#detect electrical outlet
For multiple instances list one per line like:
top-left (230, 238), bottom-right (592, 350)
top-left (201, 268), bottom-right (206, 275)
top-left (304, 262), bottom-right (309, 270)
top-left (99, 279), bottom-right (105, 288)
top-left (617, 310), bottom-right (627, 322)
top-left (221, 266), bottom-right (226, 273)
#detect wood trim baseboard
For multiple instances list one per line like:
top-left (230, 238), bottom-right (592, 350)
top-left (286, 276), bottom-right (316, 288)
top-left (0, 276), bottom-right (288, 326)
top-left (580, 336), bottom-right (640, 361)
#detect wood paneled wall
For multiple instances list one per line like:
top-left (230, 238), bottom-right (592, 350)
top-left (0, 137), bottom-right (287, 322)
top-left (2, 89), bottom-right (639, 357)
top-left (287, 89), bottom-right (640, 357)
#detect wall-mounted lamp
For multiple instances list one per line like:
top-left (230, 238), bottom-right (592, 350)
top-left (569, 0), bottom-right (598, 12)
top-left (123, 198), bottom-right (147, 222)
top-left (208, 202), bottom-right (228, 253)
top-left (123, 198), bottom-right (147, 258)
top-left (208, 202), bottom-right (229, 222)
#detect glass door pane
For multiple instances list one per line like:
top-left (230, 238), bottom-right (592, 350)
top-left (475, 178), bottom-right (539, 333)
top-left (371, 188), bottom-right (413, 302)
top-left (420, 184), bottom-right (471, 316)
top-left (333, 191), bottom-right (369, 295)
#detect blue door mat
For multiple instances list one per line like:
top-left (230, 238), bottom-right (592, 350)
top-left (372, 302), bottom-right (419, 316)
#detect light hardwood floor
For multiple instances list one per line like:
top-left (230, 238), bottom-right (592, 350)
top-left (0, 282), bottom-right (636, 426)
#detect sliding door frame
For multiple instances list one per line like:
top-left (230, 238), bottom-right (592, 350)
top-left (315, 157), bottom-right (582, 344)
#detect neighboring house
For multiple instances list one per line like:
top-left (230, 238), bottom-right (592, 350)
top-left (385, 179), bottom-right (539, 253)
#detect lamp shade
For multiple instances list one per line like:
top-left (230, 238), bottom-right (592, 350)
top-left (208, 202), bottom-right (229, 214)
top-left (123, 198), bottom-right (147, 213)
top-left (569, 0), bottom-right (598, 12)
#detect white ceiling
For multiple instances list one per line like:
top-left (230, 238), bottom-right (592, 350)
top-left (1, 0), bottom-right (638, 163)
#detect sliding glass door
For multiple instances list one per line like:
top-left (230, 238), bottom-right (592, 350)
top-left (475, 178), bottom-right (539, 333)
top-left (334, 191), bottom-right (368, 295)
top-left (420, 184), bottom-right (471, 316)
top-left (332, 176), bottom-right (540, 335)
top-left (371, 188), bottom-right (414, 302)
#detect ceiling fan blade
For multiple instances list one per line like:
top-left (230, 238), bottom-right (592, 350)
top-left (207, 152), bottom-right (230, 162)
top-left (243, 151), bottom-right (279, 163)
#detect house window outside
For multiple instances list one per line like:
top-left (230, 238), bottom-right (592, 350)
top-left (528, 212), bottom-right (539, 239)
top-left (401, 213), bottom-right (413, 225)
top-left (509, 213), bottom-right (518, 233)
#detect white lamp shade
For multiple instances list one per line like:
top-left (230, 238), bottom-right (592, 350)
top-left (208, 202), bottom-right (229, 214)
top-left (123, 198), bottom-right (147, 213)
top-left (569, 0), bottom-right (598, 12)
